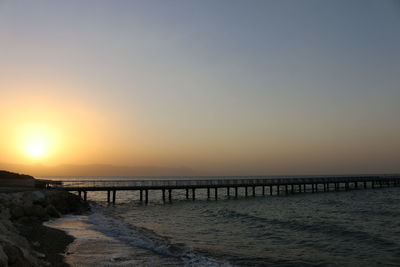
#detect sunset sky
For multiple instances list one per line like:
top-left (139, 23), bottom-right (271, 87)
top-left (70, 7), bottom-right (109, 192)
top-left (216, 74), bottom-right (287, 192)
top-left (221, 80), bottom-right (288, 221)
top-left (1, 0), bottom-right (399, 176)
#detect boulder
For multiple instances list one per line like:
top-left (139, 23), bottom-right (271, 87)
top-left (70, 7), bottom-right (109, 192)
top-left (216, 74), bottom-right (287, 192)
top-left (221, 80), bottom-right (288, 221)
top-left (31, 191), bottom-right (46, 205)
top-left (10, 206), bottom-right (24, 220)
top-left (0, 245), bottom-right (8, 267)
top-left (2, 242), bottom-right (30, 266)
top-left (46, 191), bottom-right (89, 214)
top-left (45, 205), bottom-right (60, 218)
top-left (23, 205), bottom-right (35, 217)
top-left (0, 206), bottom-right (10, 220)
top-left (31, 205), bottom-right (47, 219)
top-left (21, 192), bottom-right (34, 207)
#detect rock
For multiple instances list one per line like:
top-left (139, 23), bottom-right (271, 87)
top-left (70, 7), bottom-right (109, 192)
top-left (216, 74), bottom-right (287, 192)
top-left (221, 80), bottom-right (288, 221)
top-left (10, 206), bottom-right (24, 220)
top-left (0, 245), bottom-right (8, 267)
top-left (33, 251), bottom-right (45, 259)
top-left (23, 205), bottom-right (34, 217)
top-left (31, 205), bottom-right (47, 219)
top-left (0, 187), bottom-right (90, 267)
top-left (21, 192), bottom-right (34, 207)
top-left (45, 205), bottom-right (60, 218)
top-left (0, 207), bottom-right (10, 220)
top-left (3, 243), bottom-right (29, 266)
top-left (31, 191), bottom-right (46, 205)
top-left (46, 191), bottom-right (89, 214)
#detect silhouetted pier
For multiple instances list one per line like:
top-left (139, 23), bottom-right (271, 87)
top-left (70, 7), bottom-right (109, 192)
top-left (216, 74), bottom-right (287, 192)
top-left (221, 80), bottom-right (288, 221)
top-left (45, 175), bottom-right (400, 204)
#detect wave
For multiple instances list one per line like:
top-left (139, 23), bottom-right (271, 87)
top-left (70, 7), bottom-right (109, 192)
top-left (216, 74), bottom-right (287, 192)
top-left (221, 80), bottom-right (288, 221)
top-left (209, 208), bottom-right (399, 249)
top-left (88, 204), bottom-right (231, 266)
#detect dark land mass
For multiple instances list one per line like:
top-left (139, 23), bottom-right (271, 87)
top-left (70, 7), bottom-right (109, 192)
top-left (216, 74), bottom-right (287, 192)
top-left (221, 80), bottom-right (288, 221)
top-left (0, 170), bottom-right (35, 180)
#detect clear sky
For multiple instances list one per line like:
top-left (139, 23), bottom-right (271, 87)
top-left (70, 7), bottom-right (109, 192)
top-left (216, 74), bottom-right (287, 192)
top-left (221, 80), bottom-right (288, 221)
top-left (0, 0), bottom-right (399, 176)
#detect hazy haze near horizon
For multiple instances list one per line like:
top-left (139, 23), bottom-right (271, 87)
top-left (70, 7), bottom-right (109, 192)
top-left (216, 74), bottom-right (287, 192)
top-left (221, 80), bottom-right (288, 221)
top-left (1, 0), bottom-right (399, 176)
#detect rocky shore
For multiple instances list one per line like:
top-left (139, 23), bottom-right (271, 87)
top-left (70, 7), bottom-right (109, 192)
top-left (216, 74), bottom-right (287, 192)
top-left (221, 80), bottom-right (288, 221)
top-left (0, 186), bottom-right (89, 266)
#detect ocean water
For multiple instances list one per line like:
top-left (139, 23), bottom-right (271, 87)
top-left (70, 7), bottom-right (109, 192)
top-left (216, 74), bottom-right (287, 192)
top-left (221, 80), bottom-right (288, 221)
top-left (43, 177), bottom-right (400, 266)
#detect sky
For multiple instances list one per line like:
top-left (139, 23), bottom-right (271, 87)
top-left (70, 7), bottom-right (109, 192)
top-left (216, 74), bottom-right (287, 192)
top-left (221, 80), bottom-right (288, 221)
top-left (0, 0), bottom-right (399, 176)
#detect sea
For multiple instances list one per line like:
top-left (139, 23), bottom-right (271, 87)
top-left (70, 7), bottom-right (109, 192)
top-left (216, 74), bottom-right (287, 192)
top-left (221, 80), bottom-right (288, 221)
top-left (40, 176), bottom-right (400, 267)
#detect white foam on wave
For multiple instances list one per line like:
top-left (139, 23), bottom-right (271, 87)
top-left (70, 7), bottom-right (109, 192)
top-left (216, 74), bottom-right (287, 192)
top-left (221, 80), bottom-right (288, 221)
top-left (45, 205), bottom-right (230, 266)
top-left (88, 204), bottom-right (231, 266)
top-left (45, 214), bottom-right (183, 266)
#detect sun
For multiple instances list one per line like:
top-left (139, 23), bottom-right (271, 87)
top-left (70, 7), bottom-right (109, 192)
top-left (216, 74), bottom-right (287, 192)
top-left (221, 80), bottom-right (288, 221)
top-left (26, 138), bottom-right (47, 158)
top-left (21, 126), bottom-right (54, 159)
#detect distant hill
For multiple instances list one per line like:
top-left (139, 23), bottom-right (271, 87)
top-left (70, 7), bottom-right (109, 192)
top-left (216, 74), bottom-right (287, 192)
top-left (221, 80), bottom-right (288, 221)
top-left (0, 170), bottom-right (35, 180)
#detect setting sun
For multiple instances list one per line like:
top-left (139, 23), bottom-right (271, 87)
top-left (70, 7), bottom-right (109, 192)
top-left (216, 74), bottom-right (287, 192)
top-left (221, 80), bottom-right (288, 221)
top-left (18, 124), bottom-right (57, 160)
top-left (25, 137), bottom-right (47, 158)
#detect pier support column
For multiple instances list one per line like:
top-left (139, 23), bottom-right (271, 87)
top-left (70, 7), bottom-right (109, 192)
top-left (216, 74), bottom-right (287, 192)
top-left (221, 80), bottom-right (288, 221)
top-left (270, 186), bottom-right (273, 195)
top-left (227, 187), bottom-right (230, 197)
top-left (364, 181), bottom-right (367, 188)
top-left (285, 185), bottom-right (288, 195)
top-left (83, 191), bottom-right (87, 202)
top-left (291, 185), bottom-right (294, 194)
top-left (112, 190), bottom-right (116, 204)
top-left (192, 188), bottom-right (195, 201)
top-left (207, 188), bottom-right (210, 199)
top-left (262, 186), bottom-right (265, 196)
top-left (78, 191), bottom-right (82, 198)
top-left (277, 185), bottom-right (280, 195)
top-left (107, 190), bottom-right (110, 203)
top-left (215, 188), bottom-right (218, 200)
top-left (140, 190), bottom-right (143, 202)
top-left (245, 187), bottom-right (248, 197)
top-left (186, 189), bottom-right (189, 199)
top-left (311, 184), bottom-right (315, 193)
top-left (235, 187), bottom-right (238, 198)
top-left (252, 186), bottom-right (256, 197)
top-left (345, 182), bottom-right (349, 191)
top-left (168, 189), bottom-right (172, 202)
top-left (145, 190), bottom-right (148, 204)
top-left (355, 182), bottom-right (358, 189)
top-left (162, 189), bottom-right (166, 202)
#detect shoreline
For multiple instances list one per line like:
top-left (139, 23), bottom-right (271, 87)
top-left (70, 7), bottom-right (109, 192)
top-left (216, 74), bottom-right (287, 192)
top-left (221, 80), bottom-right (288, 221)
top-left (0, 187), bottom-right (89, 266)
top-left (44, 208), bottom-right (189, 266)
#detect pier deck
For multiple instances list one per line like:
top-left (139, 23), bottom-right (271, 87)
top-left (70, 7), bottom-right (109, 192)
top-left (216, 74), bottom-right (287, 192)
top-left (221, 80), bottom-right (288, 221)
top-left (45, 175), bottom-right (400, 204)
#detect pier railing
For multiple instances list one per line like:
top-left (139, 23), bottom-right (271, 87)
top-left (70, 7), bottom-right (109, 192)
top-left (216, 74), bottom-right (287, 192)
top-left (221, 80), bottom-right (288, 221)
top-left (47, 174), bottom-right (400, 189)
top-left (42, 175), bottom-right (400, 204)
